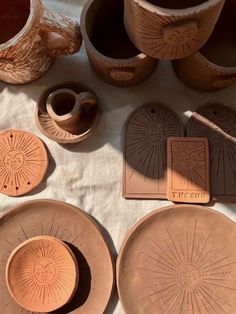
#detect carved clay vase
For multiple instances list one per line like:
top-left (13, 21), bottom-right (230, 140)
top-left (173, 3), bottom-right (236, 91)
top-left (124, 0), bottom-right (225, 59)
top-left (80, 0), bottom-right (157, 87)
top-left (0, 1), bottom-right (82, 84)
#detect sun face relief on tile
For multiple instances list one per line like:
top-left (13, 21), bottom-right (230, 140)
top-left (123, 104), bottom-right (184, 199)
top-left (0, 129), bottom-right (48, 196)
top-left (117, 205), bottom-right (236, 314)
top-left (167, 137), bottom-right (209, 203)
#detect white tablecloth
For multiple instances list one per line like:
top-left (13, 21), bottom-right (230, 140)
top-left (1, 0), bottom-right (236, 313)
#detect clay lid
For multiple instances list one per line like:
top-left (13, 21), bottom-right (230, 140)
top-left (6, 236), bottom-right (79, 312)
top-left (35, 82), bottom-right (100, 144)
top-left (0, 129), bottom-right (48, 196)
top-left (117, 205), bottom-right (236, 314)
top-left (123, 103), bottom-right (184, 199)
top-left (167, 137), bottom-right (210, 203)
top-left (187, 103), bottom-right (236, 201)
top-left (0, 200), bottom-right (114, 314)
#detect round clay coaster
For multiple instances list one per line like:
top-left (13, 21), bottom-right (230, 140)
top-left (0, 200), bottom-right (114, 314)
top-left (35, 82), bottom-right (100, 144)
top-left (187, 103), bottom-right (236, 201)
top-left (6, 236), bottom-right (79, 312)
top-left (117, 205), bottom-right (236, 314)
top-left (0, 129), bottom-right (48, 196)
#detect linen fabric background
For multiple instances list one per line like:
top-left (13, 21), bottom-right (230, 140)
top-left (0, 1), bottom-right (236, 313)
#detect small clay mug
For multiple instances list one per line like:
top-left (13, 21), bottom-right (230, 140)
top-left (173, 8), bottom-right (236, 91)
top-left (124, 0), bottom-right (225, 59)
top-left (80, 0), bottom-right (157, 87)
top-left (46, 88), bottom-right (97, 133)
top-left (0, 0), bottom-right (82, 84)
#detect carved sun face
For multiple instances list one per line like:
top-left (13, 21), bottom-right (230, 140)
top-left (4, 150), bottom-right (25, 171)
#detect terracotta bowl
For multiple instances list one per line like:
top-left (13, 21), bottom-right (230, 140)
top-left (124, 0), bottom-right (225, 59)
top-left (173, 3), bottom-right (236, 91)
top-left (6, 236), bottom-right (79, 313)
top-left (80, 0), bottom-right (158, 87)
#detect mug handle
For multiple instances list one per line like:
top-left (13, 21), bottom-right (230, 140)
top-left (77, 92), bottom-right (97, 108)
top-left (40, 7), bottom-right (82, 57)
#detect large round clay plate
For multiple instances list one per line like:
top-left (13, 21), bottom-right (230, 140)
top-left (117, 205), bottom-right (236, 314)
top-left (35, 82), bottom-right (100, 144)
top-left (0, 200), bottom-right (114, 314)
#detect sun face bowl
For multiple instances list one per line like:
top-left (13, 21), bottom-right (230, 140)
top-left (6, 236), bottom-right (79, 312)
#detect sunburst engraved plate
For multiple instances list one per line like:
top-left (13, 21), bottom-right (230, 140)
top-left (0, 129), bottom-right (48, 196)
top-left (6, 236), bottom-right (79, 312)
top-left (167, 137), bottom-right (210, 203)
top-left (123, 103), bottom-right (184, 199)
top-left (187, 104), bottom-right (236, 201)
top-left (117, 205), bottom-right (236, 314)
top-left (0, 200), bottom-right (114, 314)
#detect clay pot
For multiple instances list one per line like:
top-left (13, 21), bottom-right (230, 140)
top-left (0, 0), bottom-right (82, 84)
top-left (46, 88), bottom-right (97, 133)
top-left (124, 0), bottom-right (225, 59)
top-left (80, 0), bottom-right (157, 87)
top-left (6, 236), bottom-right (79, 312)
top-left (173, 4), bottom-right (236, 91)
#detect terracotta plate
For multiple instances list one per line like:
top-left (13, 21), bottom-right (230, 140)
top-left (167, 137), bottom-right (210, 203)
top-left (123, 103), bottom-right (184, 199)
top-left (0, 200), bottom-right (114, 314)
top-left (0, 129), bottom-right (48, 196)
top-left (35, 82), bottom-right (100, 144)
top-left (187, 104), bottom-right (236, 201)
top-left (117, 205), bottom-right (236, 314)
top-left (6, 236), bottom-right (79, 312)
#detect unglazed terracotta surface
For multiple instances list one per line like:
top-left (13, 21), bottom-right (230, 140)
top-left (6, 236), bottom-right (79, 312)
top-left (117, 204), bottom-right (236, 314)
top-left (167, 137), bottom-right (210, 203)
top-left (0, 200), bottom-right (114, 314)
top-left (0, 129), bottom-right (48, 196)
top-left (0, 0), bottom-right (82, 84)
top-left (80, 0), bottom-right (157, 87)
top-left (173, 3), bottom-right (236, 91)
top-left (124, 0), bottom-right (225, 59)
top-left (35, 82), bottom-right (100, 144)
top-left (123, 103), bottom-right (184, 199)
top-left (187, 104), bottom-right (236, 202)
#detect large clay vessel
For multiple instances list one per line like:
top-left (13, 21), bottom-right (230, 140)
top-left (173, 2), bottom-right (236, 91)
top-left (0, 1), bottom-right (82, 84)
top-left (124, 0), bottom-right (225, 59)
top-left (80, 0), bottom-right (157, 87)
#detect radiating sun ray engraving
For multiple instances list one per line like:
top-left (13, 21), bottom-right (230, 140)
top-left (0, 129), bottom-right (48, 196)
top-left (167, 137), bottom-right (210, 203)
top-left (124, 104), bottom-right (184, 199)
top-left (188, 104), bottom-right (236, 200)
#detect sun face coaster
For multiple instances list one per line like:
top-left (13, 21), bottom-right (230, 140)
top-left (0, 129), bottom-right (48, 196)
top-left (6, 236), bottom-right (79, 312)
top-left (187, 104), bottom-right (236, 201)
top-left (167, 137), bottom-right (210, 203)
top-left (35, 82), bottom-right (100, 144)
top-left (123, 103), bottom-right (184, 199)
top-left (0, 200), bottom-right (114, 314)
top-left (117, 205), bottom-right (236, 314)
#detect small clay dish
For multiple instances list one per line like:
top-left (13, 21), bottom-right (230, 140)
top-left (80, 0), bottom-right (157, 87)
top-left (6, 236), bottom-right (79, 312)
top-left (117, 205), bottom-right (236, 313)
top-left (0, 199), bottom-right (114, 313)
top-left (0, 129), bottom-right (48, 196)
top-left (173, 5), bottom-right (236, 91)
top-left (35, 82), bottom-right (100, 144)
top-left (124, 0), bottom-right (225, 59)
